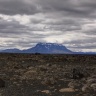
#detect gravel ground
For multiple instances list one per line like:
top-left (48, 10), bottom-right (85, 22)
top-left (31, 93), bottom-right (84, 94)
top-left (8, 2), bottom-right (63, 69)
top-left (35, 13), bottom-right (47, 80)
top-left (0, 53), bottom-right (95, 96)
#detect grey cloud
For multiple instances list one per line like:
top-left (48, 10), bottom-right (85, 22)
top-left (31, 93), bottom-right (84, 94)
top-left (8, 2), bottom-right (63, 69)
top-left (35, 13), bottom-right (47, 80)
top-left (69, 44), bottom-right (96, 52)
top-left (0, 18), bottom-right (47, 49)
top-left (0, 20), bottom-right (25, 29)
top-left (31, 19), bottom-right (44, 24)
top-left (0, 0), bottom-right (96, 17)
top-left (35, 0), bottom-right (96, 18)
top-left (0, 0), bottom-right (40, 15)
top-left (64, 36), bottom-right (96, 44)
top-left (64, 37), bottom-right (96, 50)
top-left (0, 36), bottom-right (46, 49)
top-left (0, 0), bottom-right (96, 52)
top-left (0, 18), bottom-right (45, 35)
top-left (47, 25), bottom-right (81, 31)
top-left (42, 18), bottom-right (82, 32)
top-left (0, 19), bottom-right (27, 36)
top-left (85, 29), bottom-right (96, 35)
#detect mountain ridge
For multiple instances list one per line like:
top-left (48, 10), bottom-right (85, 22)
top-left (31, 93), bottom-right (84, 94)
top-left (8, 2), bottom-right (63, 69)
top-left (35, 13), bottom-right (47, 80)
top-left (1, 43), bottom-right (72, 54)
top-left (0, 43), bottom-right (96, 54)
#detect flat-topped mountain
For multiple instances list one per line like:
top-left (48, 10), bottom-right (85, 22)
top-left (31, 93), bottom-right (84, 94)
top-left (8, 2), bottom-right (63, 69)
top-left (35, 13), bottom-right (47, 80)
top-left (22, 43), bottom-right (72, 54)
top-left (1, 43), bottom-right (72, 54)
top-left (1, 43), bottom-right (96, 54)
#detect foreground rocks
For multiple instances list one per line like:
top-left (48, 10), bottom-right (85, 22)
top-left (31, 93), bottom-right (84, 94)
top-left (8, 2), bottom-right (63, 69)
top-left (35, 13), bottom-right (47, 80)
top-left (82, 75), bottom-right (96, 93)
top-left (0, 54), bottom-right (95, 96)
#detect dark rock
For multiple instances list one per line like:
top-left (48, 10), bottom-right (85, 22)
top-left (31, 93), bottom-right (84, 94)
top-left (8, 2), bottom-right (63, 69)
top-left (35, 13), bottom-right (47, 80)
top-left (90, 83), bottom-right (96, 91)
top-left (0, 78), bottom-right (5, 88)
top-left (72, 68), bottom-right (84, 79)
top-left (46, 63), bottom-right (52, 67)
top-left (41, 77), bottom-right (56, 86)
top-left (68, 81), bottom-right (81, 89)
top-left (39, 67), bottom-right (48, 72)
top-left (87, 78), bottom-right (96, 84)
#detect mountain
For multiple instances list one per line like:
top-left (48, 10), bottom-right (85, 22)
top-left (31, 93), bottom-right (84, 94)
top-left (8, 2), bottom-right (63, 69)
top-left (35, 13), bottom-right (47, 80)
top-left (22, 43), bottom-right (72, 54)
top-left (1, 43), bottom-right (96, 54)
top-left (1, 43), bottom-right (72, 54)
top-left (1, 48), bottom-right (21, 53)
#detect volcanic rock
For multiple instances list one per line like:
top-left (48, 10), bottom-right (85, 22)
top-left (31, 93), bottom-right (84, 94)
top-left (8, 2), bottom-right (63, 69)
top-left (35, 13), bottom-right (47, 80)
top-left (0, 78), bottom-right (5, 88)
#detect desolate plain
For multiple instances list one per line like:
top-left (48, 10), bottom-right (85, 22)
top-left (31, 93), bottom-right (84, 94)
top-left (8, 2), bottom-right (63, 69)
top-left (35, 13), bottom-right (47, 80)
top-left (0, 53), bottom-right (96, 96)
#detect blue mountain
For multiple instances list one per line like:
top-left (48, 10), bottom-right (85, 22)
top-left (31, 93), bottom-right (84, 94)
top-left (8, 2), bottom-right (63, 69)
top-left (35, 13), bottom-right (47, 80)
top-left (1, 43), bottom-right (96, 54)
top-left (22, 43), bottom-right (72, 54)
top-left (1, 48), bottom-right (21, 53)
top-left (1, 43), bottom-right (72, 54)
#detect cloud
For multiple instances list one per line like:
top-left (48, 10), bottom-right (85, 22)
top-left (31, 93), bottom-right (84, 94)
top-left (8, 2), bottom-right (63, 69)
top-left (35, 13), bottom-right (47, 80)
top-left (0, 17), bottom-right (46, 49)
top-left (0, 0), bottom-right (96, 52)
top-left (0, 0), bottom-right (96, 17)
top-left (35, 0), bottom-right (96, 18)
top-left (0, 0), bottom-right (40, 15)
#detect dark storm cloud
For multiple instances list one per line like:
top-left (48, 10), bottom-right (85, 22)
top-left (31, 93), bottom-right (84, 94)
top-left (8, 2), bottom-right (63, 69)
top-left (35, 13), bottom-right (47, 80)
top-left (0, 0), bottom-right (96, 16)
top-left (0, 18), bottom-right (45, 36)
top-left (0, 0), bottom-right (39, 15)
top-left (36, 0), bottom-right (96, 18)
top-left (0, 20), bottom-right (25, 29)
top-left (0, 19), bottom-right (27, 36)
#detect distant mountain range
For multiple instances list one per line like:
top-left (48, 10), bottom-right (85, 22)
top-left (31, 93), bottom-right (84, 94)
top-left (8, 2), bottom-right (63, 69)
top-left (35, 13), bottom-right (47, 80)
top-left (0, 43), bottom-right (96, 54)
top-left (1, 43), bottom-right (71, 54)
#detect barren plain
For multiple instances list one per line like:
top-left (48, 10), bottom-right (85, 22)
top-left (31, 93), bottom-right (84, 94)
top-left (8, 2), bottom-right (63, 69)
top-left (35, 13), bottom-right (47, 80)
top-left (0, 53), bottom-right (96, 96)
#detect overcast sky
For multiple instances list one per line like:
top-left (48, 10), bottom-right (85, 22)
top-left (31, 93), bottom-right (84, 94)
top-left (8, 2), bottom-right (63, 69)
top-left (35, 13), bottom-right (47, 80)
top-left (0, 0), bottom-right (96, 52)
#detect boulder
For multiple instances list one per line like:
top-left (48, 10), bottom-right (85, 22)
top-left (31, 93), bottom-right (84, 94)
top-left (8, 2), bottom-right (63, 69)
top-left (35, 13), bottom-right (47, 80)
top-left (90, 83), bottom-right (96, 91)
top-left (59, 88), bottom-right (75, 92)
top-left (0, 78), bottom-right (5, 88)
top-left (87, 79), bottom-right (96, 84)
top-left (72, 68), bottom-right (84, 79)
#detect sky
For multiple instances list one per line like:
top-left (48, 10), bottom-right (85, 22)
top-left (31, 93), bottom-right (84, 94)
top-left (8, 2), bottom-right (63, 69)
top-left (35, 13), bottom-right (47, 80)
top-left (0, 0), bottom-right (96, 52)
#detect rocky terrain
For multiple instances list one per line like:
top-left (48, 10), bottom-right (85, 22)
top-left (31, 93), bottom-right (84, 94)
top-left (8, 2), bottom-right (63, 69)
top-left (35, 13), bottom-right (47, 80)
top-left (0, 53), bottom-right (96, 96)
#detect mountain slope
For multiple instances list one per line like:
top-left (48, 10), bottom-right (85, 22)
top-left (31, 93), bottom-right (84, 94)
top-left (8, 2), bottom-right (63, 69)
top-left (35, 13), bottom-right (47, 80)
top-left (1, 43), bottom-right (72, 54)
top-left (22, 43), bottom-right (72, 54)
top-left (1, 48), bottom-right (21, 53)
top-left (1, 43), bottom-right (96, 54)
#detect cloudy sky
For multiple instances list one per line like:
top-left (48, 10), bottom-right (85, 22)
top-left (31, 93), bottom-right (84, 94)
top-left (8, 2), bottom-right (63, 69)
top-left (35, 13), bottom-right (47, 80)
top-left (0, 0), bottom-right (96, 52)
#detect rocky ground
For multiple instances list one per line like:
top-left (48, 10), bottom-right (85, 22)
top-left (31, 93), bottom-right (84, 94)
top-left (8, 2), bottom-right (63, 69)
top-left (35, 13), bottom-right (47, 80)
top-left (0, 53), bottom-right (96, 96)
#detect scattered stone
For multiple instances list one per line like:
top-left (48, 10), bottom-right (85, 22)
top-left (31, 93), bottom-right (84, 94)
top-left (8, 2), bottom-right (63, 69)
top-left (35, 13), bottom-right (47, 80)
top-left (46, 63), bottom-right (52, 67)
top-left (90, 83), bottom-right (96, 91)
top-left (82, 84), bottom-right (91, 92)
top-left (28, 66), bottom-right (34, 70)
top-left (82, 75), bottom-right (96, 93)
top-left (91, 75), bottom-right (96, 78)
top-left (41, 77), bottom-right (56, 86)
top-left (0, 54), bottom-right (95, 96)
top-left (41, 90), bottom-right (50, 94)
top-left (68, 81), bottom-right (80, 89)
top-left (39, 67), bottom-right (47, 72)
top-left (59, 88), bottom-right (75, 92)
top-left (87, 78), bottom-right (96, 84)
top-left (21, 70), bottom-right (37, 80)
